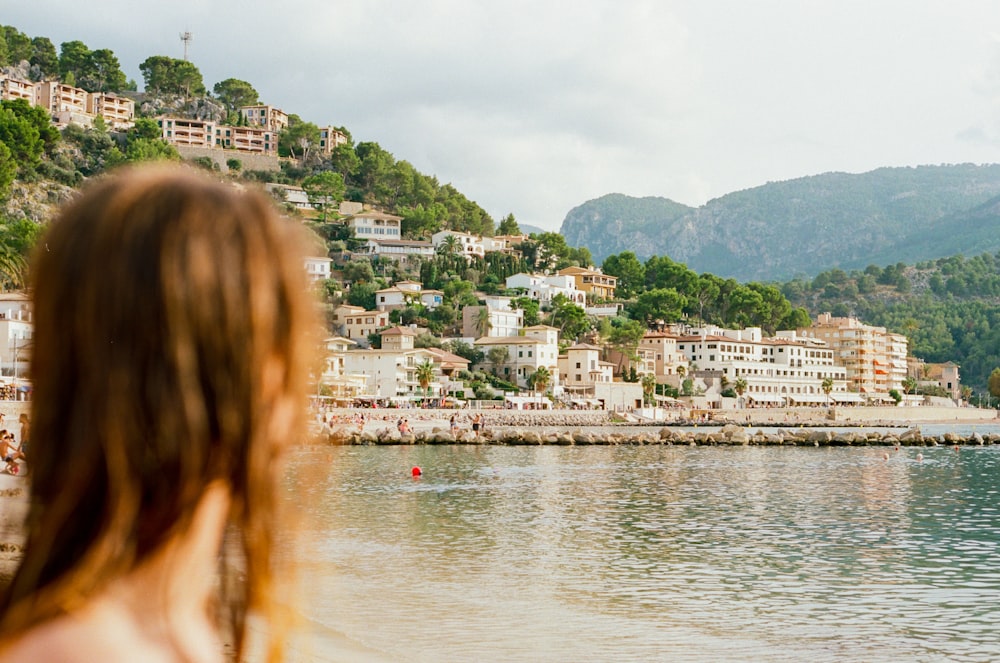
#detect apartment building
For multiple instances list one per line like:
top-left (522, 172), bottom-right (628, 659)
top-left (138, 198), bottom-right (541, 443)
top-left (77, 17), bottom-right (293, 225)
top-left (557, 266), bottom-right (618, 300)
top-left (676, 326), bottom-right (851, 405)
top-left (343, 326), bottom-right (444, 400)
top-left (87, 92), bottom-right (135, 129)
top-left (239, 104), bottom-right (289, 132)
top-left (801, 313), bottom-right (907, 395)
top-left (0, 75), bottom-right (35, 103)
top-left (158, 117), bottom-right (217, 148)
top-left (35, 81), bottom-right (88, 115)
top-left (638, 332), bottom-right (689, 382)
top-left (319, 126), bottom-right (348, 154)
top-left (216, 125), bottom-right (275, 155)
top-left (332, 304), bottom-right (389, 343)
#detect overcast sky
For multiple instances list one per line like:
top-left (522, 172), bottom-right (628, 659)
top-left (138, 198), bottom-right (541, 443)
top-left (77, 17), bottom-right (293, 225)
top-left (7, 1), bottom-right (1000, 230)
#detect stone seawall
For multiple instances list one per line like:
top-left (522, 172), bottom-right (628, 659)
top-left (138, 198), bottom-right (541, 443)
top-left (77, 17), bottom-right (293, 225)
top-left (321, 423), bottom-right (1000, 448)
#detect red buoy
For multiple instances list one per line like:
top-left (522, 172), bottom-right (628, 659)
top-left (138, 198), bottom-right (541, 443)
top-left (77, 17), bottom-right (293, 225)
top-left (412, 466), bottom-right (422, 477)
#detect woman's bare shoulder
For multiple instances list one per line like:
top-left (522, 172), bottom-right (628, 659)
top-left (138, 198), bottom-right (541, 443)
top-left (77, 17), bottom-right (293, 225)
top-left (0, 600), bottom-right (215, 663)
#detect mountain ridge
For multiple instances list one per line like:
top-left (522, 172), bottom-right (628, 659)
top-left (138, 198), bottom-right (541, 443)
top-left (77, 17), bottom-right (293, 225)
top-left (560, 164), bottom-right (1000, 281)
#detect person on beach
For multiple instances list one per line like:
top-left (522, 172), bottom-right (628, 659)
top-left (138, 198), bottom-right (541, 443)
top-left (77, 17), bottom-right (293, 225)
top-left (16, 414), bottom-right (28, 461)
top-left (472, 412), bottom-right (483, 438)
top-left (0, 430), bottom-right (21, 474)
top-left (450, 414), bottom-right (460, 436)
top-left (0, 166), bottom-right (317, 663)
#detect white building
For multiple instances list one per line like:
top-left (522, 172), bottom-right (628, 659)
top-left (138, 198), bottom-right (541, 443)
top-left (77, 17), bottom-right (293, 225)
top-left (344, 210), bottom-right (402, 241)
top-left (505, 273), bottom-right (586, 307)
top-left (432, 230), bottom-right (485, 259)
top-left (675, 326), bottom-right (851, 406)
top-left (375, 281), bottom-right (443, 311)
top-left (360, 239), bottom-right (435, 261)
top-left (473, 325), bottom-right (561, 391)
top-left (304, 256), bottom-right (331, 283)
top-left (0, 293), bottom-right (31, 381)
top-left (462, 298), bottom-right (524, 338)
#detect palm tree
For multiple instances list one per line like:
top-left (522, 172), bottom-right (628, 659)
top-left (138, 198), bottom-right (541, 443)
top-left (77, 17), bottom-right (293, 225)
top-left (474, 306), bottom-right (493, 338)
top-left (415, 360), bottom-right (436, 400)
top-left (734, 377), bottom-right (748, 408)
top-left (641, 373), bottom-right (657, 406)
top-left (821, 376), bottom-right (834, 407)
top-left (529, 366), bottom-right (551, 395)
top-left (437, 234), bottom-right (461, 255)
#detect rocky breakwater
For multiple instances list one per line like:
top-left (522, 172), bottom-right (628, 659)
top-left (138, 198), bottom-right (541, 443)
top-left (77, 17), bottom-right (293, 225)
top-left (322, 422), bottom-right (1000, 447)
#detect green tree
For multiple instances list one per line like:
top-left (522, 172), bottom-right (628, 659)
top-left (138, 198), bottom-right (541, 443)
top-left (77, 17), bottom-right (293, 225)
top-left (329, 142), bottom-right (360, 181)
top-left (628, 287), bottom-right (686, 325)
top-left (549, 294), bottom-right (589, 340)
top-left (213, 78), bottom-right (259, 115)
top-left (85, 48), bottom-right (128, 92)
top-left (989, 368), bottom-right (1000, 400)
top-left (605, 318), bottom-right (646, 375)
top-left (497, 213), bottom-right (520, 235)
top-left (58, 40), bottom-right (91, 82)
top-left (0, 142), bottom-right (16, 196)
top-left (0, 99), bottom-right (60, 175)
top-left (3, 27), bottom-right (31, 64)
top-left (139, 55), bottom-right (205, 96)
top-left (126, 137), bottom-right (180, 163)
top-left (902, 376), bottom-right (917, 395)
top-left (29, 37), bottom-right (59, 79)
top-left (602, 251), bottom-right (645, 299)
top-left (302, 171), bottom-right (345, 221)
top-left (279, 116), bottom-right (321, 160)
top-left (346, 282), bottom-right (377, 310)
top-left (511, 296), bottom-right (541, 326)
top-left (487, 346), bottom-right (509, 377)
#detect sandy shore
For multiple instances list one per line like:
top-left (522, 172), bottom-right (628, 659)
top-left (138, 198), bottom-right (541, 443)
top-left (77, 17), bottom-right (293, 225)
top-left (0, 471), bottom-right (28, 589)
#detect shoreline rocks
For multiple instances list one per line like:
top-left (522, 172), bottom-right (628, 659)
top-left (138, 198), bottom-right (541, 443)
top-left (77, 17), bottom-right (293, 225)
top-left (316, 423), bottom-right (1000, 448)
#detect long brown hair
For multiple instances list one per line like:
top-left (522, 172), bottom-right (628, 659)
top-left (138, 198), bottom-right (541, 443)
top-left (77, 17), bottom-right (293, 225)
top-left (0, 166), bottom-right (317, 660)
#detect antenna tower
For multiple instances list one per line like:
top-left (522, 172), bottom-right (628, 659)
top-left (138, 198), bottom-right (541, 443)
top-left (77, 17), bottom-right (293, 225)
top-left (180, 31), bottom-right (193, 60)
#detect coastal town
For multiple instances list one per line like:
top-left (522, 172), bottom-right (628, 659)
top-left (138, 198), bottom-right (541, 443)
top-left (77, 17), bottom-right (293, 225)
top-left (0, 67), bottom-right (989, 424)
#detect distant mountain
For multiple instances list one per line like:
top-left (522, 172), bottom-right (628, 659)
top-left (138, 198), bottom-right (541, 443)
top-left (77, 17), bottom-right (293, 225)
top-left (560, 165), bottom-right (1000, 281)
top-left (519, 223), bottom-right (546, 236)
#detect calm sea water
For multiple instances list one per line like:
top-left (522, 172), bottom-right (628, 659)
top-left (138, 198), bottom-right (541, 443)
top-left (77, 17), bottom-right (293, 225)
top-left (286, 442), bottom-right (1000, 662)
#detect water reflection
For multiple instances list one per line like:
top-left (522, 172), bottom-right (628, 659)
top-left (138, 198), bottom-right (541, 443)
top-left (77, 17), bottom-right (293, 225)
top-left (289, 446), bottom-right (1000, 662)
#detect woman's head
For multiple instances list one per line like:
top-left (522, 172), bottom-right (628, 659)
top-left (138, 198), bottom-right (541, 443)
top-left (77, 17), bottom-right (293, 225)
top-left (1, 165), bottom-right (317, 656)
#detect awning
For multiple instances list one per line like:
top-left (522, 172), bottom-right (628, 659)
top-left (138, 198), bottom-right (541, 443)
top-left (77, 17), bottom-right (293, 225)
top-left (787, 394), bottom-right (828, 404)
top-left (748, 394), bottom-right (784, 403)
top-left (832, 393), bottom-right (865, 403)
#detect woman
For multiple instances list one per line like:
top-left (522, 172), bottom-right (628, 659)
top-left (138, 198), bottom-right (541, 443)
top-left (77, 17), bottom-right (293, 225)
top-left (0, 166), bottom-right (317, 662)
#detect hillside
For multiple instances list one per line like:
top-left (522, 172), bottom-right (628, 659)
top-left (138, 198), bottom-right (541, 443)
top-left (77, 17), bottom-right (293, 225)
top-left (779, 253), bottom-right (1000, 391)
top-left (562, 165), bottom-right (1000, 281)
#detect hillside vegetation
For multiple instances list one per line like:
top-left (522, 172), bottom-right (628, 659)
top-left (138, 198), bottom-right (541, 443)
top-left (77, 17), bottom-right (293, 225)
top-left (563, 165), bottom-right (1000, 281)
top-left (778, 253), bottom-right (1000, 391)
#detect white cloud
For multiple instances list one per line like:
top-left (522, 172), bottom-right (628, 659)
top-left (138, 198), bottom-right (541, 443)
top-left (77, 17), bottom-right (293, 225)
top-left (6, 0), bottom-right (1000, 230)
